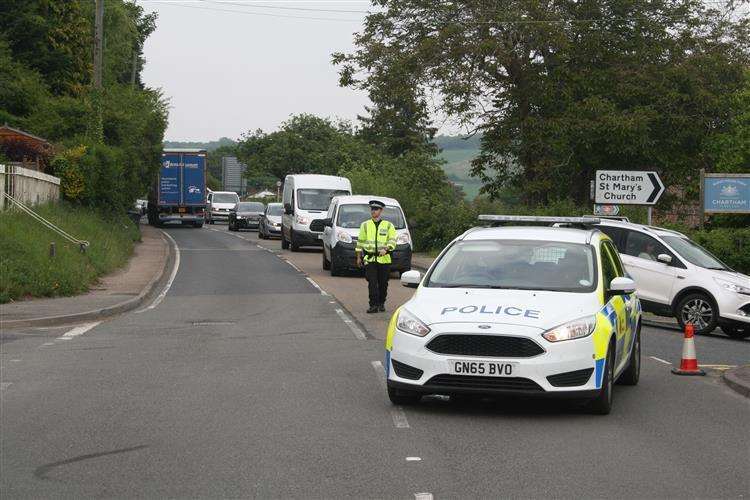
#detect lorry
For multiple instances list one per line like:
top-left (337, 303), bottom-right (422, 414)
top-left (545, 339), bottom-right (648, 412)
top-left (148, 149), bottom-right (207, 228)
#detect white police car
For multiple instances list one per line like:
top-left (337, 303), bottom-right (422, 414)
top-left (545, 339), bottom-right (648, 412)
top-left (385, 216), bottom-right (641, 414)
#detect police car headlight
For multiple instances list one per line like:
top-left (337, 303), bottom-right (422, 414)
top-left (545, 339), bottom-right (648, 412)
top-left (397, 309), bottom-right (430, 337)
top-left (396, 233), bottom-right (411, 245)
top-left (542, 315), bottom-right (596, 342)
top-left (336, 230), bottom-right (352, 243)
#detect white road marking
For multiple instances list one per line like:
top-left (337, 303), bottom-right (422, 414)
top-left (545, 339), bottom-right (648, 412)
top-left (0, 382), bottom-right (11, 391)
top-left (138, 231), bottom-right (180, 312)
top-left (371, 361), bottom-right (411, 429)
top-left (40, 342), bottom-right (55, 347)
top-left (415, 493), bottom-right (433, 500)
top-left (406, 457), bottom-right (421, 461)
top-left (56, 322), bottom-right (101, 340)
top-left (649, 356), bottom-right (672, 365)
top-left (336, 308), bottom-right (366, 340)
top-left (699, 364), bottom-right (736, 370)
top-left (285, 260), bottom-right (302, 273)
top-left (305, 277), bottom-right (329, 296)
top-left (10, 359), bottom-right (21, 363)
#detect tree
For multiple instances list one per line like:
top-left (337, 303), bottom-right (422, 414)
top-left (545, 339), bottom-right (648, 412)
top-left (336, 0), bottom-right (750, 204)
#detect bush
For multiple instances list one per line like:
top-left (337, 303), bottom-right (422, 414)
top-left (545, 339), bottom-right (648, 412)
top-left (0, 203), bottom-right (139, 303)
top-left (689, 227), bottom-right (750, 274)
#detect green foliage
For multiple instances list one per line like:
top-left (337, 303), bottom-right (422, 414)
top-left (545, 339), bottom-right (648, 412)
top-left (705, 71), bottom-right (750, 173)
top-left (338, 0), bottom-right (750, 208)
top-left (0, 1), bottom-right (168, 213)
top-left (690, 228), bottom-right (750, 274)
top-left (0, 203), bottom-right (139, 303)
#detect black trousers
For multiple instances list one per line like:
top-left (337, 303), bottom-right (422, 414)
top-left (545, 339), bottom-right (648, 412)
top-left (365, 262), bottom-right (390, 307)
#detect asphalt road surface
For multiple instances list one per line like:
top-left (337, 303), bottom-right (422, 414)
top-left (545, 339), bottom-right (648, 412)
top-left (2, 225), bottom-right (748, 498)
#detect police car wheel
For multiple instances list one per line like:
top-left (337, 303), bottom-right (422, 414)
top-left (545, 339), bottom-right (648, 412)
top-left (387, 385), bottom-right (421, 405)
top-left (588, 342), bottom-right (614, 415)
top-left (618, 324), bottom-right (640, 386)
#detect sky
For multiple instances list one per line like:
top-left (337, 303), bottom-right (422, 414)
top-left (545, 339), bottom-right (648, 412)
top-left (139, 0), bottom-right (373, 141)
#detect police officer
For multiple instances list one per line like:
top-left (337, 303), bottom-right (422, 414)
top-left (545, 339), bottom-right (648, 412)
top-left (356, 200), bottom-right (397, 313)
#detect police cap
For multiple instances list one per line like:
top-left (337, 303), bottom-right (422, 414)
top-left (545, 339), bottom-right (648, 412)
top-left (369, 200), bottom-right (385, 210)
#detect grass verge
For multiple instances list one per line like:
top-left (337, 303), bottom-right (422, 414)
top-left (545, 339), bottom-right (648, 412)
top-left (0, 203), bottom-right (140, 303)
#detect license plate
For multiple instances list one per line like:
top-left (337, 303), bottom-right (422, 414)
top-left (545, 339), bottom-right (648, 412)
top-left (448, 359), bottom-right (517, 377)
top-left (178, 207), bottom-right (186, 213)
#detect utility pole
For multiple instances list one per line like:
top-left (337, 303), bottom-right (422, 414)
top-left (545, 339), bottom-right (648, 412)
top-left (94, 0), bottom-right (104, 89)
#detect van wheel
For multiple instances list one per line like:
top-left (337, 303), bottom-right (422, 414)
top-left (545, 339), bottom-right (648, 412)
top-left (290, 230), bottom-right (300, 252)
top-left (587, 342), bottom-right (614, 415)
top-left (618, 324), bottom-right (640, 386)
top-left (281, 231), bottom-right (289, 249)
top-left (676, 293), bottom-right (718, 335)
top-left (322, 249), bottom-right (331, 270)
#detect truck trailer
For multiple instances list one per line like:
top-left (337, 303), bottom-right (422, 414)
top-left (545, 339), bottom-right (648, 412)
top-left (148, 148), bottom-right (207, 228)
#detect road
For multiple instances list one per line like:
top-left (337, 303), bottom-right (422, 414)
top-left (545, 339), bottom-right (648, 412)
top-left (1, 225), bottom-right (748, 498)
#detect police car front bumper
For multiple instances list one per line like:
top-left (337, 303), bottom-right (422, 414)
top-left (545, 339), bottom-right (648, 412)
top-left (387, 323), bottom-right (601, 397)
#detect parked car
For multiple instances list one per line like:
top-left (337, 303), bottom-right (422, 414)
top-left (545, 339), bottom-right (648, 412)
top-left (593, 219), bottom-right (749, 338)
top-left (206, 191), bottom-right (240, 224)
top-left (134, 199), bottom-right (148, 215)
top-left (228, 201), bottom-right (265, 231)
top-left (310, 195), bottom-right (412, 276)
top-left (281, 174), bottom-right (352, 251)
top-left (258, 202), bottom-right (283, 239)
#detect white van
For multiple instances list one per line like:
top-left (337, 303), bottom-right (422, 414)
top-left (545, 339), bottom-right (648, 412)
top-left (206, 191), bottom-right (240, 224)
top-left (311, 195), bottom-right (413, 276)
top-left (281, 174), bottom-right (352, 251)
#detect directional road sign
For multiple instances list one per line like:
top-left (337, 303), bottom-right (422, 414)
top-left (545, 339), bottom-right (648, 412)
top-left (595, 170), bottom-right (665, 205)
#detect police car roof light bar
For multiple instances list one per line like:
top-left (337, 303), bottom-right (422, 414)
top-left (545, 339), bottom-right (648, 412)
top-left (478, 215), bottom-right (601, 225)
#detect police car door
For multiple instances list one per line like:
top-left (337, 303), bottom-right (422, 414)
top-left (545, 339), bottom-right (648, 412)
top-left (601, 241), bottom-right (631, 373)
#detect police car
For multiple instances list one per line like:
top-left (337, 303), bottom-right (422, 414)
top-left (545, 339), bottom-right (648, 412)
top-left (385, 216), bottom-right (641, 414)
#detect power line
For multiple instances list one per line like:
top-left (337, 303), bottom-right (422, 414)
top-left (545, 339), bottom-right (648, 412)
top-left (198, 0), bottom-right (371, 14)
top-left (144, 0), bottom-right (364, 21)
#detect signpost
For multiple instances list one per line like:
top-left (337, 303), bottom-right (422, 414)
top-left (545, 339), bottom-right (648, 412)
top-left (595, 170), bottom-right (665, 225)
top-left (699, 170), bottom-right (750, 226)
top-left (594, 170), bottom-right (665, 205)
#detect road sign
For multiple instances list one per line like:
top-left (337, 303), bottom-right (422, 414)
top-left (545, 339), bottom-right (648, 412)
top-left (595, 170), bottom-right (664, 205)
top-left (701, 172), bottom-right (750, 214)
top-left (593, 204), bottom-right (620, 216)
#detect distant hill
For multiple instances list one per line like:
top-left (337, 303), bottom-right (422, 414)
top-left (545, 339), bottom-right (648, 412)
top-left (163, 137), bottom-right (237, 151)
top-left (433, 135), bottom-right (482, 199)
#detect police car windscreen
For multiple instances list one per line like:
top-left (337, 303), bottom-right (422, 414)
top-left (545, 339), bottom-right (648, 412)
top-left (427, 240), bottom-right (596, 292)
top-left (297, 189), bottom-right (350, 211)
top-left (336, 204), bottom-right (406, 229)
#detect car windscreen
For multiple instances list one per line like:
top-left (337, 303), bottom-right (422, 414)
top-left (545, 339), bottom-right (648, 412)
top-left (336, 204), bottom-right (406, 229)
top-left (213, 193), bottom-right (239, 203)
top-left (661, 235), bottom-right (729, 270)
top-left (266, 204), bottom-right (283, 216)
top-left (296, 189), bottom-right (350, 211)
top-left (426, 240), bottom-right (597, 292)
top-left (237, 202), bottom-right (264, 211)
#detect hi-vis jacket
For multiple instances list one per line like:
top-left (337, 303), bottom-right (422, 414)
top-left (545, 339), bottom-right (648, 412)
top-left (356, 219), bottom-right (397, 264)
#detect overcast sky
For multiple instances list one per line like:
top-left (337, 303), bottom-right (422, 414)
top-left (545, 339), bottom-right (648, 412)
top-left (139, 1), bottom-right (373, 141)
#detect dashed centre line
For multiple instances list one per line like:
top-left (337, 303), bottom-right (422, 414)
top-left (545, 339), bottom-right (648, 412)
top-left (56, 322), bottom-right (101, 341)
top-left (649, 356), bottom-right (672, 365)
top-left (335, 308), bottom-right (366, 340)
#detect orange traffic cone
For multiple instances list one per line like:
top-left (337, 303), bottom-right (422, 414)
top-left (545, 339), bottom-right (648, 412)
top-left (671, 324), bottom-right (706, 376)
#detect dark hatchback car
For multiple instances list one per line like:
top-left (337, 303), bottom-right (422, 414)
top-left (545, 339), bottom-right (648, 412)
top-left (228, 202), bottom-right (265, 231)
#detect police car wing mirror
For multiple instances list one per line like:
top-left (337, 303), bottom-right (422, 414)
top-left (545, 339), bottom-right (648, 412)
top-left (401, 270), bottom-right (421, 288)
top-left (608, 276), bottom-right (636, 295)
top-left (657, 253), bottom-right (672, 264)
top-left (284, 203), bottom-right (293, 215)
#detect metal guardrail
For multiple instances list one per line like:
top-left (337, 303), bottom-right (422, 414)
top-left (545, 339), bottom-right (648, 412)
top-left (1, 191), bottom-right (89, 251)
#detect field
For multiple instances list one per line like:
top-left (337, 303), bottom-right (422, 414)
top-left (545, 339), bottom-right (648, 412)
top-left (438, 147), bottom-right (482, 199)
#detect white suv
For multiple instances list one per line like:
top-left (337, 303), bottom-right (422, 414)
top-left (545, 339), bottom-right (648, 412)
top-left (594, 219), bottom-right (749, 338)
